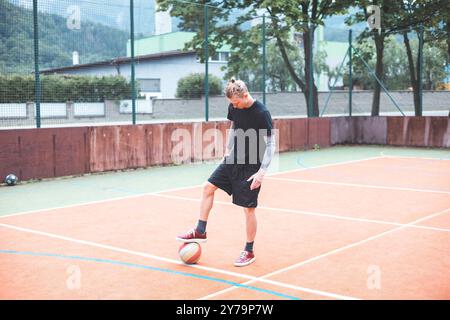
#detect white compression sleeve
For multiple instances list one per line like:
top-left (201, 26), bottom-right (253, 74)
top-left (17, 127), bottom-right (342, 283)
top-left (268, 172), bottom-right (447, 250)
top-left (226, 124), bottom-right (235, 152)
top-left (260, 134), bottom-right (276, 171)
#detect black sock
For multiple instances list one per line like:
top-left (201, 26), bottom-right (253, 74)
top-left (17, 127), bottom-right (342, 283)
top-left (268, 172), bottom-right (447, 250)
top-left (245, 241), bottom-right (254, 252)
top-left (196, 219), bottom-right (207, 234)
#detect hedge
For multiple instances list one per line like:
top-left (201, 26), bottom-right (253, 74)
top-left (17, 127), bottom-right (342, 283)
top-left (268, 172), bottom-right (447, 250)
top-left (176, 73), bottom-right (223, 99)
top-left (0, 75), bottom-right (137, 103)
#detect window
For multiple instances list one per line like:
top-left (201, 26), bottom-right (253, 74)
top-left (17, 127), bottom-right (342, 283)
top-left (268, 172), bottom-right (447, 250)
top-left (220, 52), bottom-right (230, 62)
top-left (211, 52), bottom-right (230, 62)
top-left (137, 78), bottom-right (160, 92)
top-left (211, 52), bottom-right (220, 61)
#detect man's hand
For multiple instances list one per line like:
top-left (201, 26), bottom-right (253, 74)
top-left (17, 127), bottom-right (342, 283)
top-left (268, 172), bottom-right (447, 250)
top-left (247, 169), bottom-right (266, 190)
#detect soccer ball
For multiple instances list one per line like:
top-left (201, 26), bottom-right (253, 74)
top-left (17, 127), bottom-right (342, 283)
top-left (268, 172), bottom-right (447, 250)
top-left (5, 174), bottom-right (18, 186)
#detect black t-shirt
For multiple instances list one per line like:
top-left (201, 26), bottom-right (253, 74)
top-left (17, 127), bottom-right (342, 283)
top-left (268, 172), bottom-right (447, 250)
top-left (226, 100), bottom-right (273, 165)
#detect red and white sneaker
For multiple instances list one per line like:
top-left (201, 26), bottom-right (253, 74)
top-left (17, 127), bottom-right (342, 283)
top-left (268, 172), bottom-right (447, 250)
top-left (176, 229), bottom-right (207, 243)
top-left (234, 250), bottom-right (255, 267)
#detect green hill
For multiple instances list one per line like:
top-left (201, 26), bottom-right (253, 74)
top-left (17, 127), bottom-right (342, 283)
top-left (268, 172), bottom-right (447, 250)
top-left (0, 0), bottom-right (128, 74)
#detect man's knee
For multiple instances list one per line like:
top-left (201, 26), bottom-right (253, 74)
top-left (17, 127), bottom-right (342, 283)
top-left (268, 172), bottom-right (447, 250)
top-left (203, 182), bottom-right (217, 196)
top-left (244, 207), bottom-right (256, 215)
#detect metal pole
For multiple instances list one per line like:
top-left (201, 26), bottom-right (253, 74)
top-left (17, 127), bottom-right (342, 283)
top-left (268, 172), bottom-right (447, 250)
top-left (321, 48), bottom-right (349, 117)
top-left (418, 24), bottom-right (424, 116)
top-left (262, 14), bottom-right (266, 106)
top-left (355, 50), bottom-right (405, 116)
top-left (204, 4), bottom-right (209, 122)
top-left (348, 29), bottom-right (353, 117)
top-left (308, 26), bottom-right (314, 117)
top-left (33, 0), bottom-right (41, 128)
top-left (130, 0), bottom-right (136, 125)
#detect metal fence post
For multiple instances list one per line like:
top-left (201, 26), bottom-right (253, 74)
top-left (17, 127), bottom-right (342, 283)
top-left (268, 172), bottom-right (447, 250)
top-left (262, 14), bottom-right (266, 106)
top-left (130, 0), bottom-right (136, 124)
top-left (418, 24), bottom-right (424, 116)
top-left (308, 26), bottom-right (314, 117)
top-left (33, 0), bottom-right (41, 128)
top-left (204, 4), bottom-right (209, 122)
top-left (348, 29), bottom-right (353, 117)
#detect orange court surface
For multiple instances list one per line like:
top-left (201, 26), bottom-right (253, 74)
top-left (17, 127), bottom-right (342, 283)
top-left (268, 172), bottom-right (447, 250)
top-left (1, 148), bottom-right (449, 300)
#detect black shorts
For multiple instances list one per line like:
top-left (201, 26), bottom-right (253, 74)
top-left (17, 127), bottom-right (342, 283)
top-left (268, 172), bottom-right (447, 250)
top-left (207, 159), bottom-right (262, 208)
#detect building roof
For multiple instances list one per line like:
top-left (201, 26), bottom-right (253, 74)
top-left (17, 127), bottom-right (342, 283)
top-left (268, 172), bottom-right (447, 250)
top-left (126, 31), bottom-right (231, 57)
top-left (40, 50), bottom-right (195, 74)
top-left (127, 31), bottom-right (196, 56)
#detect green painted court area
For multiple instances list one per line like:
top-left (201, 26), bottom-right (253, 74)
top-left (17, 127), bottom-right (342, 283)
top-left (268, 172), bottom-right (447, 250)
top-left (1, 145), bottom-right (449, 217)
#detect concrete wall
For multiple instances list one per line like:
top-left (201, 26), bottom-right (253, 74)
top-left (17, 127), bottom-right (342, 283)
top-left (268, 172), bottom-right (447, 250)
top-left (1, 116), bottom-right (448, 182)
top-left (0, 127), bottom-right (90, 181)
top-left (330, 116), bottom-right (450, 148)
top-left (331, 116), bottom-right (388, 145)
top-left (386, 117), bottom-right (450, 148)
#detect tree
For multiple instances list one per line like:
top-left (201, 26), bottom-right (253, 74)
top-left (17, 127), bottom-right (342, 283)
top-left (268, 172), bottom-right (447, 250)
top-left (224, 36), bottom-right (328, 93)
top-left (348, 1), bottom-right (406, 115)
top-left (398, 0), bottom-right (449, 113)
top-left (343, 36), bottom-right (447, 91)
top-left (156, 0), bottom-right (353, 117)
top-left (0, 0), bottom-right (127, 75)
top-left (348, 0), bottom-right (448, 116)
top-left (343, 37), bottom-right (409, 90)
top-left (422, 39), bottom-right (448, 90)
top-left (265, 40), bottom-right (301, 92)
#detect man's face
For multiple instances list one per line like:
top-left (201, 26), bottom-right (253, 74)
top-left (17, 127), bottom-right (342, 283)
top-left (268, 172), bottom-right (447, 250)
top-left (228, 94), bottom-right (247, 109)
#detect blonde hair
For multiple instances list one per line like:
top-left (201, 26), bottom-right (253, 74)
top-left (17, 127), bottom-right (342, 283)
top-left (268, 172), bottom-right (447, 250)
top-left (225, 78), bottom-right (248, 98)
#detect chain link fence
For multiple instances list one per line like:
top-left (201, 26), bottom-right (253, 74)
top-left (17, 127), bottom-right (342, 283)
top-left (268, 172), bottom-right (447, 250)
top-left (1, 0), bottom-right (449, 129)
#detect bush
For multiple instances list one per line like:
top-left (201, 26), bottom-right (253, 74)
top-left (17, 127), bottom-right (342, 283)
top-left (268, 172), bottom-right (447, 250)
top-left (176, 73), bottom-right (223, 99)
top-left (0, 75), bottom-right (136, 103)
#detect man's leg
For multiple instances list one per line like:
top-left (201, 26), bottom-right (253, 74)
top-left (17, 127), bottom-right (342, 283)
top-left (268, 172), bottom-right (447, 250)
top-left (244, 207), bottom-right (257, 244)
top-left (234, 207), bottom-right (257, 267)
top-left (176, 181), bottom-right (218, 242)
top-left (199, 182), bottom-right (218, 221)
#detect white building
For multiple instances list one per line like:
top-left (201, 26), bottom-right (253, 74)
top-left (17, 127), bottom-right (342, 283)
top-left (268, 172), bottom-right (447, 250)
top-left (41, 10), bottom-right (230, 99)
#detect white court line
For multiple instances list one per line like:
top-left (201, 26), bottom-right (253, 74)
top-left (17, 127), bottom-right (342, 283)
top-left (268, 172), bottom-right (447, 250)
top-left (265, 177), bottom-right (450, 195)
top-left (381, 155), bottom-right (450, 161)
top-left (270, 155), bottom-right (385, 176)
top-left (150, 192), bottom-right (450, 233)
top-left (349, 163), bottom-right (450, 175)
top-left (0, 222), bottom-right (358, 300)
top-left (0, 155), bottom-right (384, 220)
top-left (198, 207), bottom-right (450, 300)
top-left (0, 183), bottom-right (205, 219)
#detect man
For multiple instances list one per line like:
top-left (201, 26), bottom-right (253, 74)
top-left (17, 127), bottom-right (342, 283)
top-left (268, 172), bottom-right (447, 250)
top-left (176, 78), bottom-right (276, 267)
